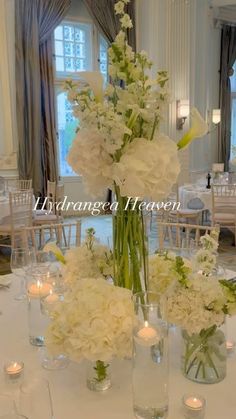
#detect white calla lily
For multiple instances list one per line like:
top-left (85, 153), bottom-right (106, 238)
top-left (79, 71), bottom-right (104, 102)
top-left (177, 108), bottom-right (208, 149)
top-left (43, 241), bottom-right (65, 264)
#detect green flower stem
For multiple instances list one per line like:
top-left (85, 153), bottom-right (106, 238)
top-left (183, 325), bottom-right (223, 381)
top-left (113, 186), bottom-right (148, 293)
top-left (94, 360), bottom-right (109, 382)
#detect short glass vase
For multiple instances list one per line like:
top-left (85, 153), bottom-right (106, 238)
top-left (86, 360), bottom-right (111, 392)
top-left (182, 323), bottom-right (227, 384)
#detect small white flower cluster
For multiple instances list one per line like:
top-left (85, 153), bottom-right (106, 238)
top-left (193, 229), bottom-right (219, 275)
top-left (46, 278), bottom-right (134, 362)
top-left (63, 242), bottom-right (113, 284)
top-left (193, 249), bottom-right (217, 276)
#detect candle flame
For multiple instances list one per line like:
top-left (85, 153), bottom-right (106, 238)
top-left (144, 321), bottom-right (149, 328)
top-left (36, 280), bottom-right (43, 290)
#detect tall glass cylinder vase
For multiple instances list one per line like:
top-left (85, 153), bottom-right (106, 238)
top-left (133, 292), bottom-right (168, 419)
top-left (112, 187), bottom-right (149, 294)
top-left (181, 323), bottom-right (227, 384)
top-left (27, 273), bottom-right (52, 346)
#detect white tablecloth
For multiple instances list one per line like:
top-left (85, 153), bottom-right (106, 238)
top-left (0, 274), bottom-right (236, 419)
top-left (179, 185), bottom-right (212, 212)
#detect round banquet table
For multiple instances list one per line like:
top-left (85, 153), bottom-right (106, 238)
top-left (179, 185), bottom-right (212, 212)
top-left (0, 274), bottom-right (236, 419)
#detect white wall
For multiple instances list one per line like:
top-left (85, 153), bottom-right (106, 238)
top-left (0, 0), bottom-right (18, 178)
top-left (190, 0), bottom-right (221, 173)
top-left (136, 0), bottom-right (221, 184)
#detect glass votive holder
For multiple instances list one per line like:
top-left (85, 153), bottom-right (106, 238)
top-left (4, 361), bottom-right (24, 384)
top-left (182, 394), bottom-right (206, 419)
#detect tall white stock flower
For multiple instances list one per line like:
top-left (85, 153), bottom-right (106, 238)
top-left (67, 129), bottom-right (113, 195)
top-left (78, 71), bottom-right (104, 102)
top-left (120, 13), bottom-right (133, 29)
top-left (114, 1), bottom-right (125, 14)
top-left (111, 134), bottom-right (180, 201)
top-left (177, 108), bottom-right (208, 149)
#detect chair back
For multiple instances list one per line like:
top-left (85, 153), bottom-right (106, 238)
top-left (56, 183), bottom-right (64, 216)
top-left (23, 221), bottom-right (81, 253)
top-left (9, 190), bottom-right (33, 247)
top-left (0, 176), bottom-right (5, 194)
top-left (158, 221), bottom-right (219, 250)
top-left (18, 179), bottom-right (32, 190)
top-left (47, 180), bottom-right (56, 213)
top-left (212, 184), bottom-right (236, 221)
top-left (9, 190), bottom-right (33, 228)
top-left (6, 178), bottom-right (32, 192)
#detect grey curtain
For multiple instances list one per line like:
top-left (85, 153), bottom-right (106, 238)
top-left (15, 0), bottom-right (71, 196)
top-left (82, 0), bottom-right (136, 50)
top-left (219, 25), bottom-right (236, 170)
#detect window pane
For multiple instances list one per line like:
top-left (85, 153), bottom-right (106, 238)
top-left (65, 57), bottom-right (75, 72)
top-left (64, 42), bottom-right (75, 57)
top-left (64, 25), bottom-right (74, 41)
top-left (55, 40), bottom-right (63, 56)
top-left (56, 91), bottom-right (78, 177)
top-left (75, 28), bottom-right (85, 43)
top-left (54, 22), bottom-right (92, 76)
top-left (55, 56), bottom-right (64, 72)
top-left (75, 58), bottom-right (85, 71)
top-left (231, 98), bottom-right (236, 148)
top-left (54, 25), bottom-right (63, 40)
top-left (75, 43), bottom-right (85, 57)
top-left (231, 62), bottom-right (236, 93)
top-left (99, 35), bottom-right (108, 83)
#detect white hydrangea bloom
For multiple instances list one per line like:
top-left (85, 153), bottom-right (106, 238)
top-left (46, 278), bottom-right (135, 362)
top-left (67, 129), bottom-right (113, 196)
top-left (164, 276), bottom-right (226, 335)
top-left (148, 253), bottom-right (178, 296)
top-left (111, 134), bottom-right (180, 201)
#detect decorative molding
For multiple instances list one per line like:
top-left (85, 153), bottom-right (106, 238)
top-left (0, 152), bottom-right (18, 170)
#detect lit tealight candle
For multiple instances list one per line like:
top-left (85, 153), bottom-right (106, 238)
top-left (45, 289), bottom-right (60, 304)
top-left (185, 397), bottom-right (203, 409)
top-left (182, 394), bottom-right (206, 418)
top-left (136, 321), bottom-right (159, 347)
top-left (4, 361), bottom-right (24, 380)
top-left (28, 280), bottom-right (52, 298)
top-left (226, 340), bottom-right (235, 355)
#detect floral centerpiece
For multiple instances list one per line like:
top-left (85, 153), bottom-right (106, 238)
top-left (148, 229), bottom-right (236, 383)
top-left (64, 0), bottom-right (208, 294)
top-left (46, 277), bottom-right (135, 390)
top-left (164, 273), bottom-right (236, 384)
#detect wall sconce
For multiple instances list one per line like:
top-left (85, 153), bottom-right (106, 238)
top-left (212, 109), bottom-right (221, 125)
top-left (176, 100), bottom-right (190, 130)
